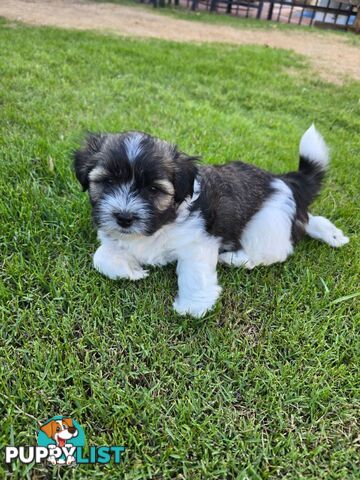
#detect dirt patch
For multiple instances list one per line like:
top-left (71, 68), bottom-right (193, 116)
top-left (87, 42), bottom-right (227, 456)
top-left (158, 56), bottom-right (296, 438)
top-left (1, 0), bottom-right (359, 83)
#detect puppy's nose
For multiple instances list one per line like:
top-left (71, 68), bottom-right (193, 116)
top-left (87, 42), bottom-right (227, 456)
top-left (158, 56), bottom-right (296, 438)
top-left (114, 212), bottom-right (134, 228)
top-left (68, 427), bottom-right (76, 434)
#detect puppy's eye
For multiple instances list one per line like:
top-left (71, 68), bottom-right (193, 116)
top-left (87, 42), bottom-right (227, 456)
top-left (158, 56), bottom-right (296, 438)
top-left (56, 427), bottom-right (61, 432)
top-left (149, 185), bottom-right (161, 193)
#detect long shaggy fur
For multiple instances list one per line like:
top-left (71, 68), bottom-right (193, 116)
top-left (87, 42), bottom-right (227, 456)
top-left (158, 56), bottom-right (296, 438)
top-left (74, 126), bottom-right (349, 317)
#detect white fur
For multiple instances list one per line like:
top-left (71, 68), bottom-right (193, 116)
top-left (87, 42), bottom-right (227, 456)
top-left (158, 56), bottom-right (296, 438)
top-left (124, 133), bottom-right (144, 163)
top-left (219, 249), bottom-right (255, 269)
top-left (240, 179), bottom-right (296, 266)
top-left (299, 124), bottom-right (329, 168)
top-left (305, 214), bottom-right (349, 247)
top-left (98, 183), bottom-right (149, 236)
top-left (88, 166), bottom-right (107, 181)
top-left (93, 242), bottom-right (149, 280)
top-left (95, 194), bottom-right (222, 317)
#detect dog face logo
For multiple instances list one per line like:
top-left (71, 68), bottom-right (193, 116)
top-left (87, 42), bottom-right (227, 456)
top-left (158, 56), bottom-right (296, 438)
top-left (37, 416), bottom-right (85, 466)
top-left (40, 418), bottom-right (78, 448)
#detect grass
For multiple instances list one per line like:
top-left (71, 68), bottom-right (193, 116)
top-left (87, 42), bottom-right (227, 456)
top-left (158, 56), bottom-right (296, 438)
top-left (0, 16), bottom-right (359, 479)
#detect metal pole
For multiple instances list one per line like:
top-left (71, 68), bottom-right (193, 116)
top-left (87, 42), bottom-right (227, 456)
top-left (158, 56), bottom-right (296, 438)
top-left (257, 1), bottom-right (264, 19)
top-left (210, 0), bottom-right (217, 12)
top-left (267, 0), bottom-right (274, 20)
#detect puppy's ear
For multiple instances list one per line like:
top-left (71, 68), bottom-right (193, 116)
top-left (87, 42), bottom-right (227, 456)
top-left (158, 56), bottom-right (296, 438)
top-left (63, 417), bottom-right (77, 435)
top-left (74, 133), bottom-right (105, 191)
top-left (62, 418), bottom-right (73, 428)
top-left (40, 421), bottom-right (56, 439)
top-left (173, 151), bottom-right (198, 204)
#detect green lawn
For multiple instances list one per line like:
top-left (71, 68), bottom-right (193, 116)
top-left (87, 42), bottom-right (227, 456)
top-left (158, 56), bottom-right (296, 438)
top-left (0, 17), bottom-right (359, 479)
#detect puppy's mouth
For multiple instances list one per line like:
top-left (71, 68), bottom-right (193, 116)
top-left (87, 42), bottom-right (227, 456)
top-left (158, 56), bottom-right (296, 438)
top-left (106, 224), bottom-right (146, 238)
top-left (117, 228), bottom-right (135, 235)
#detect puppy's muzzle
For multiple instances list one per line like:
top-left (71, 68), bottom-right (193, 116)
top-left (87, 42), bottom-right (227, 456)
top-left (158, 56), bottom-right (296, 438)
top-left (114, 211), bottom-right (137, 228)
top-left (68, 427), bottom-right (77, 435)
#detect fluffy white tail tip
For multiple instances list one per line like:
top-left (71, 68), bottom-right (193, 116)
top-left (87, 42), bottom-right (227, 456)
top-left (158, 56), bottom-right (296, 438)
top-left (299, 124), bottom-right (329, 168)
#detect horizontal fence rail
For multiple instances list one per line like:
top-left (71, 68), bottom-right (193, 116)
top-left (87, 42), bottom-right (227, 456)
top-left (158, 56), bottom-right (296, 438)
top-left (191, 0), bottom-right (357, 27)
top-left (143, 0), bottom-right (358, 30)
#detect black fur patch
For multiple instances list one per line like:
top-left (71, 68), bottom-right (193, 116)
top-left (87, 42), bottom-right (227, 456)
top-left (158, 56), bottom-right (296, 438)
top-left (192, 162), bottom-right (273, 251)
top-left (281, 155), bottom-right (326, 243)
top-left (74, 133), bottom-right (106, 190)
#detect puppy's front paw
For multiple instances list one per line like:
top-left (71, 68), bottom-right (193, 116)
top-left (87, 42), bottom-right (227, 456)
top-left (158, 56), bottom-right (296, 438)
top-left (93, 245), bottom-right (147, 281)
top-left (173, 291), bottom-right (220, 318)
top-left (66, 455), bottom-right (76, 465)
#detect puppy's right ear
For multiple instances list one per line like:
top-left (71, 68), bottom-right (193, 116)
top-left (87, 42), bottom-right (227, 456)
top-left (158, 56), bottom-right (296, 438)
top-left (74, 133), bottom-right (105, 191)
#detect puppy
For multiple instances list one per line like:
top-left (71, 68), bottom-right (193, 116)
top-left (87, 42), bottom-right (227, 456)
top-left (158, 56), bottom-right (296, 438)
top-left (74, 125), bottom-right (349, 317)
top-left (40, 418), bottom-right (78, 465)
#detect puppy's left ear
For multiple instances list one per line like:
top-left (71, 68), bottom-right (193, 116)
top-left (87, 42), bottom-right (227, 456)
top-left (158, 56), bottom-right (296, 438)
top-left (173, 150), bottom-right (199, 204)
top-left (40, 421), bottom-right (56, 439)
top-left (74, 133), bottom-right (106, 191)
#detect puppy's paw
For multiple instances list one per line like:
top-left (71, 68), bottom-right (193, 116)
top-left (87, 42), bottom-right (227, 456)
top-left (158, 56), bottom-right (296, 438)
top-left (66, 455), bottom-right (76, 465)
top-left (306, 216), bottom-right (349, 248)
top-left (219, 250), bottom-right (255, 269)
top-left (173, 288), bottom-right (221, 318)
top-left (173, 298), bottom-right (211, 318)
top-left (127, 267), bottom-right (149, 281)
top-left (326, 228), bottom-right (349, 248)
top-left (93, 245), bottom-right (147, 281)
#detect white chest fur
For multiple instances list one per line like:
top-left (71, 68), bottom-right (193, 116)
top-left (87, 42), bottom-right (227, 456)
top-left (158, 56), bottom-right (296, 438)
top-left (97, 210), bottom-right (207, 267)
top-left (93, 204), bottom-right (222, 318)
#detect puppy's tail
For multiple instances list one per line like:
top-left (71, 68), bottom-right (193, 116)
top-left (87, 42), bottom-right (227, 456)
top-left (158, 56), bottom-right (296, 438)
top-left (298, 124), bottom-right (329, 201)
top-left (283, 124), bottom-right (329, 209)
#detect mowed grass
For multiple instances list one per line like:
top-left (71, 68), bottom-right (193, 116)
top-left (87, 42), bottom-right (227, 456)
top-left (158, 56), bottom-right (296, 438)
top-left (0, 17), bottom-right (359, 479)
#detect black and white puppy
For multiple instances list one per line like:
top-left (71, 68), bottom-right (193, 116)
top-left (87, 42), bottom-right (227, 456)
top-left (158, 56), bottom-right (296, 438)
top-left (74, 125), bottom-right (349, 317)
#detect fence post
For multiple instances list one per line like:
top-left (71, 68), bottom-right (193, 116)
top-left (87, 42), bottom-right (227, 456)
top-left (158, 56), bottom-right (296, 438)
top-left (257, 1), bottom-right (264, 19)
top-left (226, 0), bottom-right (233, 14)
top-left (210, 0), bottom-right (217, 12)
top-left (353, 5), bottom-right (360, 32)
top-left (191, 0), bottom-right (198, 10)
top-left (159, 0), bottom-right (165, 6)
top-left (267, 0), bottom-right (274, 20)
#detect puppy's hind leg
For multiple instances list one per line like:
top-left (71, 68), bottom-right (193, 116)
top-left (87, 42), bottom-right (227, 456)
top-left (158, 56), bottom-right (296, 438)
top-left (305, 214), bottom-right (349, 248)
top-left (218, 250), bottom-right (255, 270)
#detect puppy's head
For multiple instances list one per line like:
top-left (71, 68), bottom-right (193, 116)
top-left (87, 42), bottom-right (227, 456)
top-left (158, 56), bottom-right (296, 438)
top-left (74, 131), bottom-right (198, 237)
